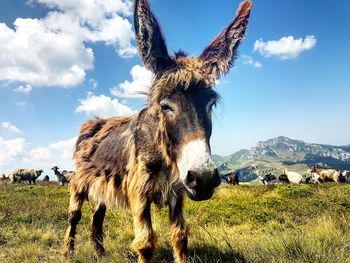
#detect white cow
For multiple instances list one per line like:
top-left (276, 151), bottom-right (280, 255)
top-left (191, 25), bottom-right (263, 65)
top-left (282, 168), bottom-right (304, 184)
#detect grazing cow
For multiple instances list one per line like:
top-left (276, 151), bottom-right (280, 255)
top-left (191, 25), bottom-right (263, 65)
top-left (311, 166), bottom-right (341, 183)
top-left (259, 173), bottom-right (277, 185)
top-left (222, 171), bottom-right (240, 185)
top-left (8, 168), bottom-right (43, 184)
top-left (278, 173), bottom-right (290, 184)
top-left (63, 0), bottom-right (253, 262)
top-left (281, 168), bottom-right (303, 184)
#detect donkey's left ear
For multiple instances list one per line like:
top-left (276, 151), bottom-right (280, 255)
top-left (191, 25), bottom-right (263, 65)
top-left (134, 0), bottom-right (175, 74)
top-left (199, 0), bottom-right (253, 80)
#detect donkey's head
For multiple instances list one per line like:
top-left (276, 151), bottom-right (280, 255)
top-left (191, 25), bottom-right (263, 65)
top-left (134, 0), bottom-right (253, 201)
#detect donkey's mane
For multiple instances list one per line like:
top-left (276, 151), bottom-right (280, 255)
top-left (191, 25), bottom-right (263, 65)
top-left (174, 50), bottom-right (188, 58)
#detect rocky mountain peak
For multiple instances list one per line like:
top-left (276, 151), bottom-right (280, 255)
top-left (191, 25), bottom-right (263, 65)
top-left (249, 136), bottom-right (350, 162)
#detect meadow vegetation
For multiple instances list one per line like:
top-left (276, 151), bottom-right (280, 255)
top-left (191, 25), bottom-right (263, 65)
top-left (1, 183), bottom-right (350, 262)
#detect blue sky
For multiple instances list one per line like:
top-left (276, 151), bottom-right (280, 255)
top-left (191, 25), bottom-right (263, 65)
top-left (0, 0), bottom-right (349, 175)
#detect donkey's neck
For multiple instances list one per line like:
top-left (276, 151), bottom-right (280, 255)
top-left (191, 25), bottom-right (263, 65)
top-left (134, 109), bottom-right (169, 171)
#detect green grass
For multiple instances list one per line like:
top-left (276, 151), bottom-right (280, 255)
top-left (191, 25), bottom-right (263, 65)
top-left (1, 183), bottom-right (350, 262)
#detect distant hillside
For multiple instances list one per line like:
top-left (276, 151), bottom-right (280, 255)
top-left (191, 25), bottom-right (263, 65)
top-left (214, 136), bottom-right (350, 182)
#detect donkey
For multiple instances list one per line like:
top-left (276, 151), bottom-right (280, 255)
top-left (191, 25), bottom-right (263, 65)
top-left (63, 0), bottom-right (253, 262)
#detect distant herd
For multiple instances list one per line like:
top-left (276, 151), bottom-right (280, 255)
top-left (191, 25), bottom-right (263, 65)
top-left (222, 166), bottom-right (350, 185)
top-left (0, 166), bottom-right (74, 186)
top-left (1, 165), bottom-right (348, 187)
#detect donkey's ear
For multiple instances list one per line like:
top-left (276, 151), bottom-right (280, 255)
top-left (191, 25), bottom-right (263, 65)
top-left (134, 0), bottom-right (175, 74)
top-left (199, 0), bottom-right (253, 79)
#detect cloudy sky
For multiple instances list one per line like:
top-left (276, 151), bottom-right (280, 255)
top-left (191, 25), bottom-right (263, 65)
top-left (0, 0), bottom-right (349, 177)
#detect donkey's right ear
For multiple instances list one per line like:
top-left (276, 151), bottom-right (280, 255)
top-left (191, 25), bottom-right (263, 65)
top-left (134, 0), bottom-right (175, 74)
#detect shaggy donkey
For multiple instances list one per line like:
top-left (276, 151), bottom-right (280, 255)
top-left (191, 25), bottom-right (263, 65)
top-left (63, 0), bottom-right (253, 262)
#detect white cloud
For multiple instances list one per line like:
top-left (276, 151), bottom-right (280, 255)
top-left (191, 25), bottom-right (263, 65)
top-left (42, 9), bottom-right (136, 58)
top-left (22, 137), bottom-right (76, 163)
top-left (242, 55), bottom-right (262, 68)
top-left (19, 137), bottom-right (77, 178)
top-left (36, 0), bottom-right (136, 57)
top-left (0, 18), bottom-right (93, 87)
top-left (254, 35), bottom-right (316, 60)
top-left (76, 92), bottom-right (135, 118)
top-left (33, 0), bottom-right (133, 19)
top-left (0, 137), bottom-right (26, 166)
top-left (0, 136), bottom-right (77, 176)
top-left (1, 122), bottom-right (22, 134)
top-left (14, 84), bottom-right (32, 94)
top-left (110, 65), bottom-right (153, 98)
top-left (0, 0), bottom-right (136, 88)
top-left (24, 147), bottom-right (52, 162)
top-left (49, 137), bottom-right (77, 160)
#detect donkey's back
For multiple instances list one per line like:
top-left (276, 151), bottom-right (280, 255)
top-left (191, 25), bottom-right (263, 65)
top-left (72, 115), bottom-right (137, 208)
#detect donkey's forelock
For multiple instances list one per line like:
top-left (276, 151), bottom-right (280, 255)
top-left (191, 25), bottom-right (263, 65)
top-left (147, 57), bottom-right (215, 105)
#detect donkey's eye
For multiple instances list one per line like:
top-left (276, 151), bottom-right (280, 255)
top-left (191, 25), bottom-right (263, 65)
top-left (207, 100), bottom-right (216, 113)
top-left (160, 100), bottom-right (174, 114)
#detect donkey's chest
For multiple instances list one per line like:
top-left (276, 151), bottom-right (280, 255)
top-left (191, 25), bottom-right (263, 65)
top-left (152, 170), bottom-right (173, 207)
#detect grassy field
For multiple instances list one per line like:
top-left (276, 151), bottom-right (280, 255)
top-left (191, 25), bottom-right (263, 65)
top-left (1, 183), bottom-right (350, 263)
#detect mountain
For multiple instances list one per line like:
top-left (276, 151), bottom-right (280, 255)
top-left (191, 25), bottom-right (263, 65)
top-left (214, 136), bottom-right (350, 182)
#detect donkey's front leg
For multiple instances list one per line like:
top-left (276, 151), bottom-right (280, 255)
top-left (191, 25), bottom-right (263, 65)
top-left (169, 194), bottom-right (189, 263)
top-left (131, 195), bottom-right (157, 263)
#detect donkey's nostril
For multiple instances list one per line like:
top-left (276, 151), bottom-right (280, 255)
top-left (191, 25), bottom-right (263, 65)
top-left (187, 171), bottom-right (195, 182)
top-left (186, 171), bottom-right (197, 188)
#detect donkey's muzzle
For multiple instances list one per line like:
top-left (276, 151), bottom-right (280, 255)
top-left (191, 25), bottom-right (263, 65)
top-left (184, 168), bottom-right (221, 201)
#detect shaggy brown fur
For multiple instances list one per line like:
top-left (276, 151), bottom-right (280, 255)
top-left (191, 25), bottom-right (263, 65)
top-left (63, 1), bottom-right (253, 262)
top-left (62, 170), bottom-right (75, 182)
